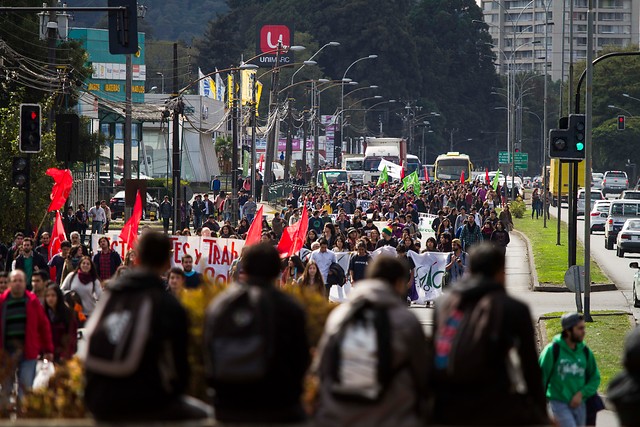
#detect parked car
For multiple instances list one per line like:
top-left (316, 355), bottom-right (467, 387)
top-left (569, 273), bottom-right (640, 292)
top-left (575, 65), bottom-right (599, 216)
top-left (589, 200), bottom-right (611, 234)
top-left (629, 262), bottom-right (640, 307)
top-left (109, 191), bottom-right (159, 220)
top-left (604, 200), bottom-right (640, 250)
top-left (602, 170), bottom-right (629, 196)
top-left (257, 162), bottom-right (285, 181)
top-left (591, 172), bottom-right (604, 190)
top-left (619, 190), bottom-right (640, 200)
top-left (577, 189), bottom-right (604, 216)
top-left (616, 218), bottom-right (640, 257)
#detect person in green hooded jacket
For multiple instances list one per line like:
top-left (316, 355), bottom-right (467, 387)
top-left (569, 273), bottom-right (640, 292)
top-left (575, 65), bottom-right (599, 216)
top-left (539, 312), bottom-right (600, 427)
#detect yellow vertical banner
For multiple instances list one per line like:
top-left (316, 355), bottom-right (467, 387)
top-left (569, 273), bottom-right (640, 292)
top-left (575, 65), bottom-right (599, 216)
top-left (227, 74), bottom-right (234, 109)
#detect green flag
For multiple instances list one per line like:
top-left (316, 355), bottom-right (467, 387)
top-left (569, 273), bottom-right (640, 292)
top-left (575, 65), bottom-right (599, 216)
top-left (323, 172), bottom-right (330, 193)
top-left (492, 169), bottom-right (501, 191)
top-left (242, 151), bottom-right (249, 177)
top-left (377, 166), bottom-right (388, 186)
top-left (403, 171), bottom-right (420, 196)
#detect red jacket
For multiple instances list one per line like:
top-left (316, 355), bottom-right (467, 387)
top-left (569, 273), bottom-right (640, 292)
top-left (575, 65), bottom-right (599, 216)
top-left (0, 290), bottom-right (54, 359)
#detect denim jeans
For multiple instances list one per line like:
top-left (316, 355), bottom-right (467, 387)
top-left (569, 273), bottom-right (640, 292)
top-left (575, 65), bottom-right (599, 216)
top-left (549, 400), bottom-right (586, 427)
top-left (246, 214), bottom-right (255, 224)
top-left (91, 220), bottom-right (104, 234)
top-left (3, 358), bottom-right (38, 397)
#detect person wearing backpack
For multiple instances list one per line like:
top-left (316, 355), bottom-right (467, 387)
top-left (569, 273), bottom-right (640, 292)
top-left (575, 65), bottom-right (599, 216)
top-left (83, 232), bottom-right (211, 421)
top-left (539, 313), bottom-right (601, 427)
top-left (431, 242), bottom-right (548, 426)
top-left (203, 243), bottom-right (310, 424)
top-left (313, 256), bottom-right (429, 427)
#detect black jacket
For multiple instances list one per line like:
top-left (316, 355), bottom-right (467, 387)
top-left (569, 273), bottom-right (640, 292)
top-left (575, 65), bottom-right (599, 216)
top-left (15, 252), bottom-right (49, 277)
top-left (204, 281), bottom-right (310, 423)
top-left (92, 250), bottom-right (122, 279)
top-left (84, 270), bottom-right (190, 420)
top-left (431, 277), bottom-right (548, 425)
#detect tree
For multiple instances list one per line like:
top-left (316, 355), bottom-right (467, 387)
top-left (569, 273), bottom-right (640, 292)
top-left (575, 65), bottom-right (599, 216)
top-left (215, 135), bottom-right (233, 173)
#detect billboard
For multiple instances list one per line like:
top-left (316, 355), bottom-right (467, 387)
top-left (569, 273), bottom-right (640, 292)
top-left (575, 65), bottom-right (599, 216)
top-left (254, 24), bottom-right (295, 68)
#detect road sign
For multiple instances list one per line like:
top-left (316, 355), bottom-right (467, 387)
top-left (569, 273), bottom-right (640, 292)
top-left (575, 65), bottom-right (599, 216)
top-left (499, 151), bottom-right (529, 166)
top-left (514, 165), bottom-right (528, 172)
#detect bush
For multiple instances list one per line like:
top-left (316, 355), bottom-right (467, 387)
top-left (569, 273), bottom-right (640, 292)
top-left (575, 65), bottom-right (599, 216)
top-left (510, 197), bottom-right (526, 218)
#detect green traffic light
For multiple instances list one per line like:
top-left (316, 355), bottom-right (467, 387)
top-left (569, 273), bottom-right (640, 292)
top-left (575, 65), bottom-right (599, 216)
top-left (576, 142), bottom-right (585, 151)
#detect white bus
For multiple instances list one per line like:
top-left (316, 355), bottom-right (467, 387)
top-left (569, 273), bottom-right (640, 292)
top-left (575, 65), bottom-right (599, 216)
top-left (434, 152), bottom-right (473, 182)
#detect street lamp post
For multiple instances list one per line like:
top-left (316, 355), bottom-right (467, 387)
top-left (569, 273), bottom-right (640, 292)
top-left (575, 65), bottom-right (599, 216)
top-left (156, 72), bottom-right (164, 94)
top-left (340, 55), bottom-right (377, 162)
top-left (290, 41), bottom-right (339, 86)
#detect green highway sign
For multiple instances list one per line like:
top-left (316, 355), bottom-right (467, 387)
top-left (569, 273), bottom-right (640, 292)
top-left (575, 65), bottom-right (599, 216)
top-left (514, 164), bottom-right (528, 172)
top-left (498, 151), bottom-right (528, 166)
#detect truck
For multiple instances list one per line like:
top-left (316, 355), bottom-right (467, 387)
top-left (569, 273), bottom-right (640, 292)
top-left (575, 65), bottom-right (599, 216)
top-left (341, 154), bottom-right (365, 183)
top-left (549, 158), bottom-right (586, 207)
top-left (363, 137), bottom-right (407, 183)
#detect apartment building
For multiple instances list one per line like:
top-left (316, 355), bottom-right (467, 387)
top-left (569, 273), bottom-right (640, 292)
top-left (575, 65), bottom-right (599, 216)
top-left (481, 0), bottom-right (640, 80)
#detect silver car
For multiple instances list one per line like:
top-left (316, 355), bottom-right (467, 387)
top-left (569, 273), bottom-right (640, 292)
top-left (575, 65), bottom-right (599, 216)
top-left (577, 189), bottom-right (604, 216)
top-left (616, 218), bottom-right (640, 257)
top-left (589, 200), bottom-right (611, 234)
top-left (591, 172), bottom-right (603, 190)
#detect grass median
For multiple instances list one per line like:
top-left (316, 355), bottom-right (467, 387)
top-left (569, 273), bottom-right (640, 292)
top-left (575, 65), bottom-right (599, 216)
top-left (512, 216), bottom-right (609, 285)
top-left (542, 311), bottom-right (632, 393)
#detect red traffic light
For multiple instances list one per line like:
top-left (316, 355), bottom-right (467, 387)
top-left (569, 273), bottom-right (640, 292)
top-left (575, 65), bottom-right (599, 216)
top-left (618, 115), bottom-right (625, 130)
top-left (30, 111), bottom-right (37, 120)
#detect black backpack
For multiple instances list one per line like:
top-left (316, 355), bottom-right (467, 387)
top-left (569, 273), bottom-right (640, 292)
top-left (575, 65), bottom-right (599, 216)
top-left (327, 261), bottom-right (346, 286)
top-left (204, 284), bottom-right (275, 383)
top-left (434, 289), bottom-right (503, 383)
top-left (83, 287), bottom-right (163, 377)
top-left (327, 300), bottom-right (393, 402)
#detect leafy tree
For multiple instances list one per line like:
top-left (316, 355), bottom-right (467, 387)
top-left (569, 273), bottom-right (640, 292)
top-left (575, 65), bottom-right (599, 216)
top-left (215, 135), bottom-right (232, 173)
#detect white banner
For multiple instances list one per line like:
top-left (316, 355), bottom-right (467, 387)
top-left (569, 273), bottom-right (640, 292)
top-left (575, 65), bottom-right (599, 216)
top-left (92, 233), bottom-right (244, 286)
top-left (418, 214), bottom-right (437, 234)
top-left (328, 251), bottom-right (353, 303)
top-left (377, 159), bottom-right (403, 179)
top-left (409, 251), bottom-right (448, 303)
top-left (357, 199), bottom-right (372, 211)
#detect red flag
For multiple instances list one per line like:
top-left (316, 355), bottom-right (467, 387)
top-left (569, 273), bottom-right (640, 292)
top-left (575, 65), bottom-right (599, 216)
top-left (49, 211), bottom-right (67, 279)
top-left (485, 168), bottom-right (490, 184)
top-left (119, 190), bottom-right (143, 249)
top-left (277, 204), bottom-right (309, 258)
top-left (460, 170), bottom-right (465, 183)
top-left (245, 205), bottom-right (264, 246)
top-left (46, 168), bottom-right (73, 212)
top-left (424, 166), bottom-right (430, 182)
top-left (400, 162), bottom-right (406, 181)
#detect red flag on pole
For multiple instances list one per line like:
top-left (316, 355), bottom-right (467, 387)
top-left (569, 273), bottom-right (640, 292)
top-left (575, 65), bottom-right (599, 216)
top-left (245, 205), bottom-right (264, 246)
top-left (277, 204), bottom-right (309, 258)
top-left (400, 161), bottom-right (406, 181)
top-left (424, 166), bottom-right (430, 182)
top-left (49, 211), bottom-right (67, 279)
top-left (485, 168), bottom-right (490, 184)
top-left (46, 168), bottom-right (73, 212)
top-left (119, 190), bottom-right (143, 249)
top-left (460, 170), bottom-right (465, 183)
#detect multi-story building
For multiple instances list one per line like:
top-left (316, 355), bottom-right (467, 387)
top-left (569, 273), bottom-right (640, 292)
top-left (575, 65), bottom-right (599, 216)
top-left (481, 0), bottom-right (640, 80)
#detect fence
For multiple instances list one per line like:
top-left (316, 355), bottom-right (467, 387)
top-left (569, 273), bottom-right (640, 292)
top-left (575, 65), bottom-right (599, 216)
top-left (70, 171), bottom-right (98, 209)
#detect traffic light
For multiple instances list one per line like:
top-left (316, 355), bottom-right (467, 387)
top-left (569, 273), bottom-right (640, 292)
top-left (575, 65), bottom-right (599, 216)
top-left (108, 0), bottom-right (138, 55)
top-left (618, 115), bottom-right (625, 131)
top-left (12, 157), bottom-right (29, 190)
top-left (514, 142), bottom-right (522, 153)
top-left (19, 104), bottom-right (41, 153)
top-left (548, 114), bottom-right (586, 160)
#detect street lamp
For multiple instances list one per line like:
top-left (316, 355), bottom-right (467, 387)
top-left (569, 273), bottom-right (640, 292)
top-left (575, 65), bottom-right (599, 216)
top-left (290, 41), bottom-right (339, 85)
top-left (340, 55), bottom-right (378, 160)
top-left (156, 72), bottom-right (164, 94)
top-left (608, 105), bottom-right (634, 117)
top-left (623, 93), bottom-right (640, 103)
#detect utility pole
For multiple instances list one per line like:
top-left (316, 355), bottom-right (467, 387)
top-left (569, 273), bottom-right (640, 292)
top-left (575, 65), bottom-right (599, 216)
top-left (312, 81), bottom-right (320, 176)
top-left (172, 43), bottom-right (180, 233)
top-left (284, 99), bottom-right (293, 182)
top-left (543, 0), bottom-right (550, 228)
top-left (231, 69), bottom-right (240, 222)
top-left (302, 110), bottom-right (309, 178)
top-left (583, 0), bottom-right (594, 321)
top-left (262, 42), bottom-right (282, 202)
top-left (47, 0), bottom-right (57, 129)
top-left (250, 72), bottom-right (257, 200)
top-left (124, 53), bottom-right (133, 220)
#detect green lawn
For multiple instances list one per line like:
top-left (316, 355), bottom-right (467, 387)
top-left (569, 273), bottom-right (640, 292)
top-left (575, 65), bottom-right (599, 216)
top-left (513, 216), bottom-right (609, 285)
top-left (543, 312), bottom-right (632, 392)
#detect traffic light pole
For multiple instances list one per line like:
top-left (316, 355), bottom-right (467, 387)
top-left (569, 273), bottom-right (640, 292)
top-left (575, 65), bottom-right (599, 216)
top-left (25, 155), bottom-right (31, 234)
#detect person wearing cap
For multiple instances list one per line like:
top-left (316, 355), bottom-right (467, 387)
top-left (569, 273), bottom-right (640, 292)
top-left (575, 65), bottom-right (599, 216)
top-left (376, 226), bottom-right (397, 249)
top-left (607, 326), bottom-right (640, 427)
top-left (539, 312), bottom-right (601, 427)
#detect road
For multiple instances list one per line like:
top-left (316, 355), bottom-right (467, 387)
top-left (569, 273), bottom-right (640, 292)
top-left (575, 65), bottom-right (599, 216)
top-left (551, 201), bottom-right (640, 320)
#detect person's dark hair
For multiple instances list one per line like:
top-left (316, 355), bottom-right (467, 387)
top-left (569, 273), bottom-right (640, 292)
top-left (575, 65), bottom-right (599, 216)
top-left (137, 232), bottom-right (173, 270)
top-left (44, 283), bottom-right (73, 328)
top-left (468, 242), bottom-right (505, 278)
top-left (181, 254), bottom-right (193, 263)
top-left (168, 267), bottom-right (185, 279)
top-left (366, 256), bottom-right (410, 286)
top-left (0, 271), bottom-right (7, 279)
top-left (32, 270), bottom-right (49, 282)
top-left (60, 241), bottom-right (71, 249)
top-left (241, 243), bottom-right (280, 280)
top-left (318, 237), bottom-right (329, 246)
top-left (396, 244), bottom-right (407, 254)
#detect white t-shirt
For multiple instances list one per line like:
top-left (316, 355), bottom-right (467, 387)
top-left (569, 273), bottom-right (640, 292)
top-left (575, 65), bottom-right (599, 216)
top-left (89, 206), bottom-right (106, 223)
top-left (61, 272), bottom-right (102, 316)
top-left (309, 249), bottom-right (336, 283)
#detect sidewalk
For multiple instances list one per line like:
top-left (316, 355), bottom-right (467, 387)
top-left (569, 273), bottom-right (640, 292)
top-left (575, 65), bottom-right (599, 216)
top-left (505, 232), bottom-right (628, 319)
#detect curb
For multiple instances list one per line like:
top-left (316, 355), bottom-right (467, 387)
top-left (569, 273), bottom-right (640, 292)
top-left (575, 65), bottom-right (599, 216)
top-left (512, 229), bottom-right (618, 293)
top-left (511, 229), bottom-right (537, 290)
